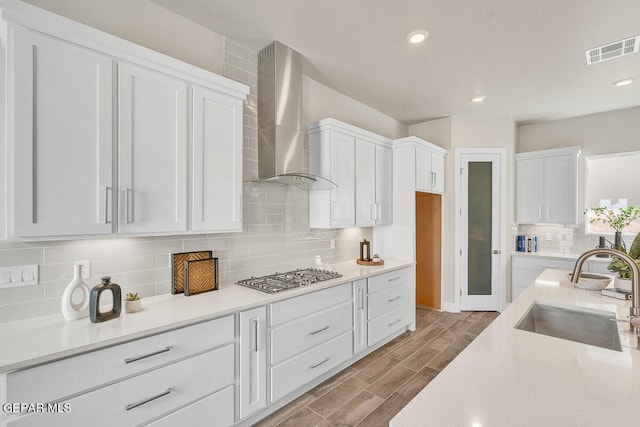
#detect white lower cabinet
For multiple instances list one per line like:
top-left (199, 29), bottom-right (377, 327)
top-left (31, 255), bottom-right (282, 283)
top-left (353, 279), bottom-right (368, 355)
top-left (3, 268), bottom-right (416, 427)
top-left (145, 386), bottom-right (234, 427)
top-left (270, 331), bottom-right (353, 402)
top-left (511, 254), bottom-right (611, 301)
top-left (239, 307), bottom-right (267, 419)
top-left (268, 283), bottom-right (353, 402)
top-left (6, 317), bottom-right (235, 427)
top-left (366, 267), bottom-right (415, 346)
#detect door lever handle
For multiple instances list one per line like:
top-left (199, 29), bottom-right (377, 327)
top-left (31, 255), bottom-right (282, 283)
top-left (492, 250), bottom-right (502, 255)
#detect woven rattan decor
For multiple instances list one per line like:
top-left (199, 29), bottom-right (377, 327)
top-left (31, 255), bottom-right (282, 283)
top-left (184, 258), bottom-right (218, 296)
top-left (171, 251), bottom-right (212, 294)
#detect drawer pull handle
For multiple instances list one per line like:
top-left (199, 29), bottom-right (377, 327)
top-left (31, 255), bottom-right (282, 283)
top-left (309, 357), bottom-right (330, 369)
top-left (309, 325), bottom-right (330, 335)
top-left (539, 264), bottom-right (559, 269)
top-left (124, 346), bottom-right (171, 364)
top-left (387, 296), bottom-right (401, 303)
top-left (388, 276), bottom-right (402, 282)
top-left (125, 388), bottom-right (172, 411)
top-left (388, 318), bottom-right (402, 327)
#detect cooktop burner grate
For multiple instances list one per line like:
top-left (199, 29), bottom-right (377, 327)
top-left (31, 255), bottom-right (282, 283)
top-left (237, 268), bottom-right (342, 294)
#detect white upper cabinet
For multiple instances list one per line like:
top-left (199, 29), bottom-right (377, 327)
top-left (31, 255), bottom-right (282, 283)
top-left (309, 119), bottom-right (392, 229)
top-left (416, 147), bottom-right (445, 194)
top-left (355, 140), bottom-right (376, 226)
top-left (515, 147), bottom-right (580, 225)
top-left (374, 144), bottom-right (393, 225)
top-left (2, 2), bottom-right (249, 239)
top-left (118, 63), bottom-right (188, 234)
top-left (11, 28), bottom-right (114, 237)
top-left (192, 86), bottom-right (244, 232)
top-left (309, 127), bottom-right (355, 228)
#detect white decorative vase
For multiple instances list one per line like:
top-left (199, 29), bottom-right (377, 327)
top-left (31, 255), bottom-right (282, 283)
top-left (125, 299), bottom-right (141, 313)
top-left (61, 264), bottom-right (90, 320)
top-left (615, 276), bottom-right (632, 292)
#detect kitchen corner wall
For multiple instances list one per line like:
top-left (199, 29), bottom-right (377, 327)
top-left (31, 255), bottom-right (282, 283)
top-left (0, 36), bottom-right (374, 324)
top-left (517, 106), bottom-right (640, 256)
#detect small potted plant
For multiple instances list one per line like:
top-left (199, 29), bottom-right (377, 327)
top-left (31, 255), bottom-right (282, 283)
top-left (607, 232), bottom-right (640, 291)
top-left (124, 292), bottom-right (141, 313)
top-left (372, 253), bottom-right (381, 263)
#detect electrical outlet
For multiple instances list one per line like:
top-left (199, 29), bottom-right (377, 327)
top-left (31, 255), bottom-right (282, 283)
top-left (330, 239), bottom-right (336, 249)
top-left (75, 260), bottom-right (91, 279)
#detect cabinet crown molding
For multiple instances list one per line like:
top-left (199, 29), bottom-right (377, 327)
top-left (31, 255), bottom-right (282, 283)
top-left (515, 146), bottom-right (581, 160)
top-left (393, 136), bottom-right (447, 156)
top-left (308, 118), bottom-right (392, 146)
top-left (0, 0), bottom-right (249, 99)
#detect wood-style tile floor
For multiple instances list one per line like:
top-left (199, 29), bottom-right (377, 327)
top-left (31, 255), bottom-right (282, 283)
top-left (255, 308), bottom-right (499, 427)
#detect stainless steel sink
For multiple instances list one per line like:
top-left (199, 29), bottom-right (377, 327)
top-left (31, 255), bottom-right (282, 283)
top-left (515, 301), bottom-right (622, 351)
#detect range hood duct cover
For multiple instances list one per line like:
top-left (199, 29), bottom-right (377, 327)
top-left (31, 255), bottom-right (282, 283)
top-left (254, 41), bottom-right (335, 190)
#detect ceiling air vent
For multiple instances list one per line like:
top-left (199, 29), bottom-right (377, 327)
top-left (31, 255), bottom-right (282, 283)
top-left (586, 35), bottom-right (640, 65)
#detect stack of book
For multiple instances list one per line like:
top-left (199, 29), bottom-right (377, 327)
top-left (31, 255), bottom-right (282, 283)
top-left (601, 287), bottom-right (632, 300)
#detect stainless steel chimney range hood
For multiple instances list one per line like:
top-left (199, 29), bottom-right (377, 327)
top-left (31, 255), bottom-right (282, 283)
top-left (251, 41), bottom-right (336, 190)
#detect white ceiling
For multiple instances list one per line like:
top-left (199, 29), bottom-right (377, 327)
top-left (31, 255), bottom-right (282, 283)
top-left (151, 0), bottom-right (640, 124)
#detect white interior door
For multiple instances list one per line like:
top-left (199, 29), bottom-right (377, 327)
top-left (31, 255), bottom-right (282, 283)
top-left (459, 151), bottom-right (503, 311)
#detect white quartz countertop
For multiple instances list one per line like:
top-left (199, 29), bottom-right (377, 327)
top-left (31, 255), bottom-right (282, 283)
top-left (391, 268), bottom-right (640, 427)
top-left (0, 259), bottom-right (413, 374)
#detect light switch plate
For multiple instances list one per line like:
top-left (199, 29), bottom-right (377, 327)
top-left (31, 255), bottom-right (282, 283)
top-left (0, 265), bottom-right (39, 288)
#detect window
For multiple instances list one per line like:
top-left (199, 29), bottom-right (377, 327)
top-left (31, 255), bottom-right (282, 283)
top-left (585, 151), bottom-right (640, 235)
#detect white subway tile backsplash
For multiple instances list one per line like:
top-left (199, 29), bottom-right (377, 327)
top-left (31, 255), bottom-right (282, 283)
top-left (0, 248), bottom-right (43, 266)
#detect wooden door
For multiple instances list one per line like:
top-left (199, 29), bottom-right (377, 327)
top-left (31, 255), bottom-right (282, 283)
top-left (415, 192), bottom-right (441, 309)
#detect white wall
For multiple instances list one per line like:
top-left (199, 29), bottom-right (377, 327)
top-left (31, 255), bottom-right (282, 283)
top-left (410, 116), bottom-right (516, 308)
top-left (23, 0), bottom-right (225, 75)
top-left (306, 78), bottom-right (408, 139)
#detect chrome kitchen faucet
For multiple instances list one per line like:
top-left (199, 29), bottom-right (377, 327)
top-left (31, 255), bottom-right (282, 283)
top-left (571, 248), bottom-right (640, 348)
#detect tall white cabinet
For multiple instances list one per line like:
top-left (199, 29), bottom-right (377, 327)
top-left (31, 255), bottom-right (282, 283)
top-left (2, 1), bottom-right (249, 240)
top-left (373, 136), bottom-right (446, 259)
top-left (309, 118), bottom-right (392, 229)
top-left (515, 146), bottom-right (580, 225)
top-left (10, 28), bottom-right (114, 237)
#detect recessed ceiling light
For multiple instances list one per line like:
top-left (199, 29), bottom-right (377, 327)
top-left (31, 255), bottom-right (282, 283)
top-left (613, 78), bottom-right (635, 87)
top-left (470, 95), bottom-right (486, 103)
top-left (406, 30), bottom-right (429, 44)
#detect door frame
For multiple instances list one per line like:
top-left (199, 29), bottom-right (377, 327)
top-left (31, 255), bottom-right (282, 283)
top-left (453, 148), bottom-right (507, 312)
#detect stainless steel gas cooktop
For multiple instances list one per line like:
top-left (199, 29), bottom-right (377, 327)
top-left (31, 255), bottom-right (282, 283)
top-left (236, 268), bottom-right (342, 294)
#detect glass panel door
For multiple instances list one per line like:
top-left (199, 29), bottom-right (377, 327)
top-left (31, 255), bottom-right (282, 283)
top-left (468, 162), bottom-right (492, 296)
top-left (460, 151), bottom-right (502, 311)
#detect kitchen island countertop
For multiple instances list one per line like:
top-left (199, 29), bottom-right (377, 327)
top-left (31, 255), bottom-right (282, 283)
top-left (0, 259), bottom-right (413, 374)
top-left (391, 268), bottom-right (640, 427)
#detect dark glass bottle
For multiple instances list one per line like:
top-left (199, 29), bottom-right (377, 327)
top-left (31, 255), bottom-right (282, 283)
top-left (90, 276), bottom-right (122, 323)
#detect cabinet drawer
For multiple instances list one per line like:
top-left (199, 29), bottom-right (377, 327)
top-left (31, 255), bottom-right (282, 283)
top-left (368, 304), bottom-right (412, 346)
top-left (511, 256), bottom-right (576, 271)
top-left (367, 268), bottom-right (413, 294)
top-left (144, 385), bottom-right (234, 427)
top-left (8, 344), bottom-right (234, 427)
top-left (271, 301), bottom-right (352, 365)
top-left (368, 280), bottom-right (412, 320)
top-left (269, 283), bottom-right (351, 326)
top-left (7, 315), bottom-right (234, 405)
top-left (271, 331), bottom-right (353, 402)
